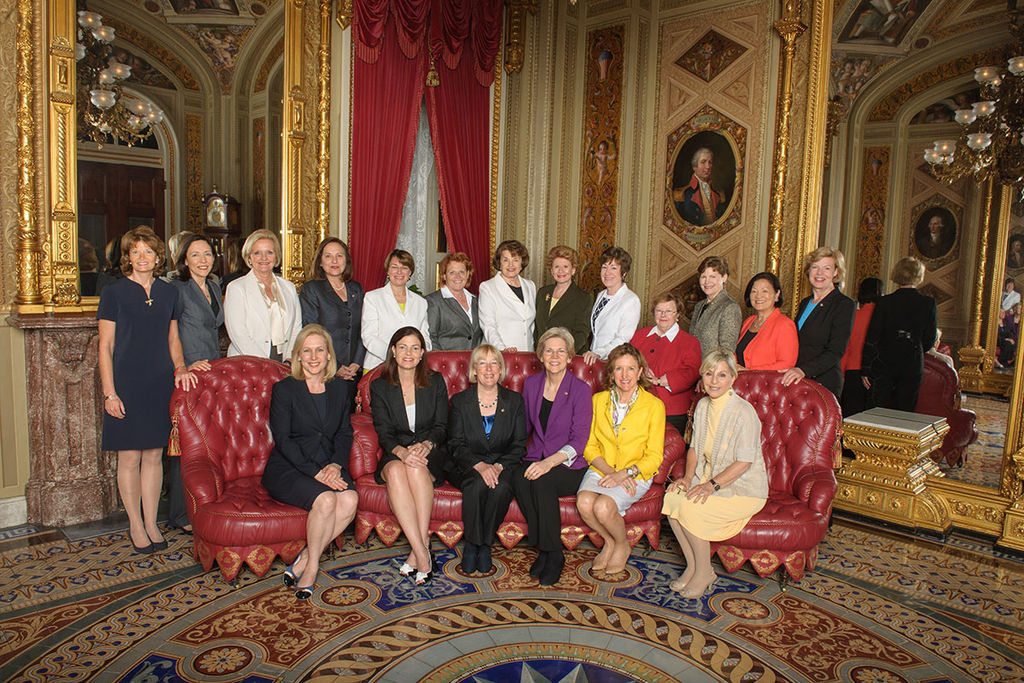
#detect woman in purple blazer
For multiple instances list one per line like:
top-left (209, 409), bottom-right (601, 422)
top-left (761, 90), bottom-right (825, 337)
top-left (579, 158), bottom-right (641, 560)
top-left (512, 327), bottom-right (594, 586)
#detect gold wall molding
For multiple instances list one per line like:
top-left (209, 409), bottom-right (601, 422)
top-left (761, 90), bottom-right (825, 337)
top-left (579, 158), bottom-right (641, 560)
top-left (185, 114), bottom-right (203, 234)
top-left (765, 2), bottom-right (806, 274)
top-left (981, 187), bottom-right (1013, 386)
top-left (15, 0), bottom-right (42, 309)
top-left (489, 37), bottom-right (502, 259)
top-left (336, 0), bottom-right (353, 30)
top-left (957, 176), bottom-right (994, 391)
top-left (504, 0), bottom-right (538, 74)
top-left (254, 38), bottom-right (284, 93)
top-left (314, 0), bottom-right (331, 245)
top-left (282, 0), bottom-right (309, 283)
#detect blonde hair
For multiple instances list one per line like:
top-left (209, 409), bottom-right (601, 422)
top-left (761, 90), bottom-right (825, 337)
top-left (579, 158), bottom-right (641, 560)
top-left (699, 348), bottom-right (739, 378)
top-left (242, 229), bottom-right (282, 268)
top-left (536, 327), bottom-right (576, 361)
top-left (803, 246), bottom-right (847, 287)
top-left (468, 344), bottom-right (506, 383)
top-left (289, 324), bottom-right (338, 381)
top-left (891, 256), bottom-right (925, 286)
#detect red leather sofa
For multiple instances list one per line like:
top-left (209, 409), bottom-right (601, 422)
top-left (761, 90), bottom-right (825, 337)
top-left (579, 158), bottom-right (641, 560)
top-left (683, 371), bottom-right (841, 582)
top-left (916, 353), bottom-right (977, 467)
top-left (170, 356), bottom-right (308, 581)
top-left (349, 351), bottom-right (687, 551)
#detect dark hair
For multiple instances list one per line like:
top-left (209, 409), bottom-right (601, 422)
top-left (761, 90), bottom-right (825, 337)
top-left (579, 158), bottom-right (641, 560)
top-left (857, 277), bottom-right (884, 305)
top-left (309, 237), bottom-right (353, 282)
top-left (379, 326), bottom-right (432, 388)
top-left (78, 239), bottom-right (99, 272)
top-left (385, 249), bottom-right (416, 275)
top-left (698, 255), bottom-right (729, 277)
top-left (743, 272), bottom-right (783, 309)
top-left (1006, 278), bottom-right (1016, 288)
top-left (492, 240), bottom-right (530, 272)
top-left (175, 233), bottom-right (215, 281)
top-left (224, 237), bottom-right (244, 273)
top-left (600, 246), bottom-right (632, 278)
top-left (120, 226), bottom-right (166, 276)
top-left (603, 343), bottom-right (653, 391)
top-left (104, 237), bottom-right (122, 275)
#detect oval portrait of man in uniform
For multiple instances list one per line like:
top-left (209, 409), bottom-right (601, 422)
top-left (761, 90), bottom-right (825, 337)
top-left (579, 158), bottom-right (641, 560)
top-left (670, 131), bottom-right (737, 228)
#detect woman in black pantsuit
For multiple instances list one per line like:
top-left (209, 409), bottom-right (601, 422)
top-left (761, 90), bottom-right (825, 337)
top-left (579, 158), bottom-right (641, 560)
top-left (862, 257), bottom-right (937, 411)
top-left (447, 344), bottom-right (528, 575)
top-left (370, 326), bottom-right (449, 585)
top-left (263, 324), bottom-right (359, 599)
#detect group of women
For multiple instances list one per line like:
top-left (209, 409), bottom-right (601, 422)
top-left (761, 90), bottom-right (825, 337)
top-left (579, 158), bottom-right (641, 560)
top-left (98, 224), bottom-right (935, 601)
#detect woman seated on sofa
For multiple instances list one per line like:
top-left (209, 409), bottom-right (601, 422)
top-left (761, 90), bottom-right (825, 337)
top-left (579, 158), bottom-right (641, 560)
top-left (662, 349), bottom-right (767, 599)
top-left (576, 343), bottom-right (665, 579)
top-left (513, 327), bottom-right (593, 586)
top-left (263, 324), bottom-right (359, 600)
top-left (447, 344), bottom-right (528, 575)
top-left (370, 326), bottom-right (448, 585)
top-left (735, 272), bottom-right (799, 371)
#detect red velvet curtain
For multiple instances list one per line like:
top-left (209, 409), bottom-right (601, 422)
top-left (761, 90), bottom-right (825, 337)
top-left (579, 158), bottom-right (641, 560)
top-left (350, 0), bottom-right (502, 290)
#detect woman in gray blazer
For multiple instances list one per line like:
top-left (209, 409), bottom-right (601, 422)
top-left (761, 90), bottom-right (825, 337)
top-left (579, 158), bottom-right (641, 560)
top-left (425, 252), bottom-right (483, 350)
top-left (688, 255), bottom-right (742, 354)
top-left (170, 233), bottom-right (223, 531)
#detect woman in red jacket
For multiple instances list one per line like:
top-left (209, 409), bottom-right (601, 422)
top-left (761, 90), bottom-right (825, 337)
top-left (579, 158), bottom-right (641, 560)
top-left (630, 293), bottom-right (702, 435)
top-left (735, 273), bottom-right (798, 371)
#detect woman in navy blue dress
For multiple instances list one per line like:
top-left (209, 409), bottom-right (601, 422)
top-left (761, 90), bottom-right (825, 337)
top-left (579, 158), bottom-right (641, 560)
top-left (98, 227), bottom-right (199, 554)
top-left (168, 233), bottom-right (223, 532)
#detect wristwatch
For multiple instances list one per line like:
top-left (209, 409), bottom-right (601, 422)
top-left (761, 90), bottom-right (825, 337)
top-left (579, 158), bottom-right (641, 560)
top-left (626, 465), bottom-right (639, 478)
top-left (709, 478), bottom-right (721, 491)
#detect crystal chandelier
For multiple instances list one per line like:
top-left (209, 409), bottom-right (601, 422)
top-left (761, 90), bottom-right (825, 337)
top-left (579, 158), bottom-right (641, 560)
top-left (76, 10), bottom-right (164, 147)
top-left (924, 9), bottom-right (1024, 191)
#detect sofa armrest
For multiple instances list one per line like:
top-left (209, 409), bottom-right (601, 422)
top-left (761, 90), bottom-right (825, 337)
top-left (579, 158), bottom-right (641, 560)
top-left (654, 427), bottom-right (686, 484)
top-left (179, 449), bottom-right (224, 505)
top-left (350, 413), bottom-right (381, 480)
top-left (792, 467), bottom-right (838, 515)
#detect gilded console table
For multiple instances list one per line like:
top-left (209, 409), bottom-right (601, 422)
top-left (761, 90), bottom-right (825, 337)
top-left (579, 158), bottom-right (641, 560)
top-left (836, 408), bottom-right (951, 535)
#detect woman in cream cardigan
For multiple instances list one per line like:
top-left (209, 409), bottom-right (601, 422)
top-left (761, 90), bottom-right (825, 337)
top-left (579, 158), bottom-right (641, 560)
top-left (361, 249), bottom-right (431, 369)
top-left (224, 229), bottom-right (303, 361)
top-left (662, 349), bottom-right (767, 599)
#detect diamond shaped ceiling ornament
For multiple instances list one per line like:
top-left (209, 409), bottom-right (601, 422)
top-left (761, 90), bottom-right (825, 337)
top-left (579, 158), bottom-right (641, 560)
top-left (675, 30), bottom-right (747, 83)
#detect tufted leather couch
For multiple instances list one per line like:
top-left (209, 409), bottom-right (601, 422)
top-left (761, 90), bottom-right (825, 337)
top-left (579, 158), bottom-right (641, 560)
top-left (916, 353), bottom-right (977, 467)
top-left (349, 351), bottom-right (686, 550)
top-left (678, 371), bottom-right (841, 582)
top-left (170, 356), bottom-right (307, 580)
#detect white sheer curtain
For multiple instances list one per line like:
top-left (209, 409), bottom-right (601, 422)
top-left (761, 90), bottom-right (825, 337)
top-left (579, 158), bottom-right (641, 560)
top-left (396, 104), bottom-right (437, 293)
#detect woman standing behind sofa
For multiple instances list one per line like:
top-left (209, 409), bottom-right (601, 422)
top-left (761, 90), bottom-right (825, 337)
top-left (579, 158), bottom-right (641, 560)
top-left (98, 226), bottom-right (199, 554)
top-left (425, 252), bottom-right (482, 350)
top-left (688, 256), bottom-right (742, 354)
top-left (169, 233), bottom-right (223, 532)
top-left (370, 327), bottom-right (448, 585)
top-left (583, 246), bottom-right (641, 364)
top-left (630, 293), bottom-right (702, 436)
top-left (362, 250), bottom-right (431, 370)
top-left (479, 240), bottom-right (537, 352)
top-left (263, 325), bottom-right (359, 599)
top-left (577, 343), bottom-right (665, 579)
top-left (735, 272), bottom-right (799, 371)
top-left (300, 238), bottom-right (365, 400)
top-left (534, 246), bottom-right (592, 354)
top-left (447, 345), bottom-right (528, 575)
top-left (224, 229), bottom-right (302, 361)
top-left (780, 247), bottom-right (856, 398)
top-left (514, 327), bottom-right (593, 586)
top-left (662, 349), bottom-right (767, 599)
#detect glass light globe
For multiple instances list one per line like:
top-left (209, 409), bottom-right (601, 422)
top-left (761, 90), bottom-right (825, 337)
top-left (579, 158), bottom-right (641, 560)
top-left (954, 109), bottom-right (977, 125)
top-left (98, 69), bottom-right (115, 85)
top-left (89, 89), bottom-right (116, 110)
top-left (107, 61), bottom-right (131, 80)
top-left (75, 43), bottom-right (85, 61)
top-left (93, 26), bottom-right (115, 43)
top-left (972, 101), bottom-right (996, 117)
top-left (974, 66), bottom-right (1000, 84)
top-left (77, 11), bottom-right (101, 29)
top-left (1009, 56), bottom-right (1024, 76)
top-left (966, 133), bottom-right (992, 150)
top-left (934, 140), bottom-right (956, 155)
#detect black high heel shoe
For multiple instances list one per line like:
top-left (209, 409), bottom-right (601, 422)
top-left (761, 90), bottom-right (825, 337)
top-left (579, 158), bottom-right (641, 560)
top-left (283, 548), bottom-right (307, 587)
top-left (131, 539), bottom-right (154, 555)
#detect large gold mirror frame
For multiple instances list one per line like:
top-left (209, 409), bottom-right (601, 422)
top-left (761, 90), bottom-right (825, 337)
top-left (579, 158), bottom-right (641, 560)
top-left (14, 0), bottom-right (323, 313)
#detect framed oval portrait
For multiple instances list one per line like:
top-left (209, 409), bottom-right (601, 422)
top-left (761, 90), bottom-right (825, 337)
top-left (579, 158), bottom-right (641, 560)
top-left (670, 130), bottom-right (739, 228)
top-left (912, 206), bottom-right (958, 262)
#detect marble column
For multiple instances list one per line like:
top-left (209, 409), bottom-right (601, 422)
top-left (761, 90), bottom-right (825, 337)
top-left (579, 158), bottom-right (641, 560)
top-left (8, 315), bottom-right (118, 526)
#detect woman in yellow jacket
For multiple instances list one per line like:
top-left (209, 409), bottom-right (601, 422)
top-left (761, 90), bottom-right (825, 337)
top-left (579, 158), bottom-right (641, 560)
top-left (576, 343), bottom-right (665, 579)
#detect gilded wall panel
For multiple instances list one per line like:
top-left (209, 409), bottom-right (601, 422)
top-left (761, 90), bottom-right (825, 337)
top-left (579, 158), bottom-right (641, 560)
top-left (577, 25), bottom-right (625, 294)
top-left (253, 117), bottom-right (266, 230)
top-left (0, 4), bottom-right (18, 310)
top-left (851, 145), bottom-right (889, 287)
top-left (185, 114), bottom-right (203, 233)
top-left (298, 0), bottom-right (319, 272)
top-left (255, 38), bottom-right (284, 93)
top-left (652, 0), bottom-right (773, 314)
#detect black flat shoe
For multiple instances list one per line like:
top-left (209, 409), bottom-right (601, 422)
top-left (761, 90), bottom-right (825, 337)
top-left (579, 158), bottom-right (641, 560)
top-left (478, 544), bottom-right (493, 573)
top-left (461, 543), bottom-right (479, 574)
top-left (539, 551), bottom-right (564, 587)
top-left (530, 551), bottom-right (548, 579)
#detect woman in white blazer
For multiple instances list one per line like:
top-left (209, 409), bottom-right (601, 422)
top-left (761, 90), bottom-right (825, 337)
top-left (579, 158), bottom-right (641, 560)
top-left (478, 240), bottom-right (537, 352)
top-left (224, 229), bottom-right (302, 361)
top-left (584, 246), bottom-right (641, 364)
top-left (361, 249), bottom-right (431, 369)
